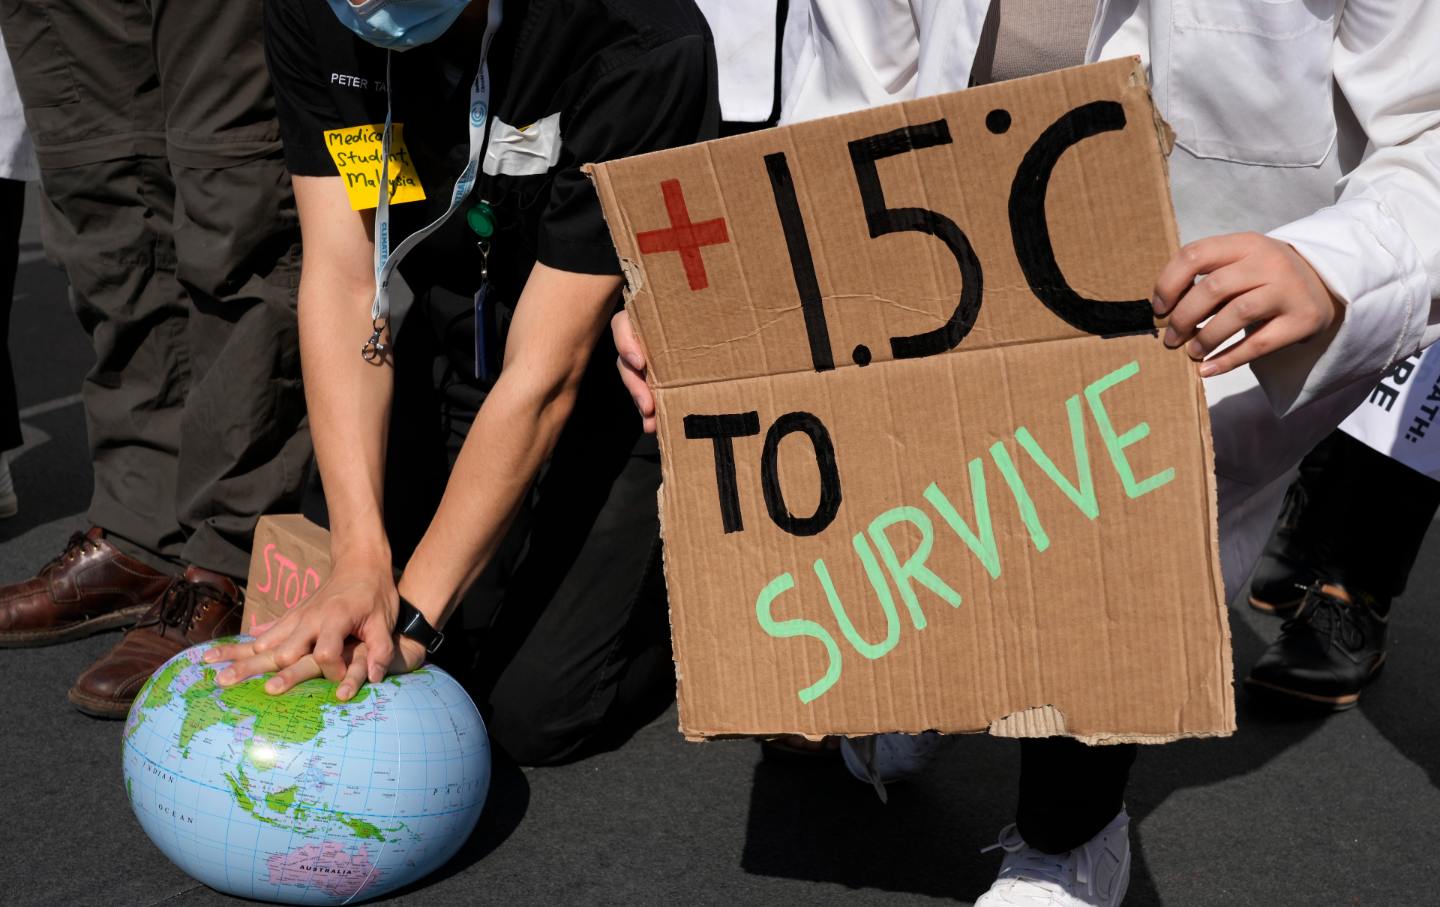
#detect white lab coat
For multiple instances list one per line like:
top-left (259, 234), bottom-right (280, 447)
top-left (693, 0), bottom-right (782, 124)
top-left (778, 0), bottom-right (1440, 599)
top-left (0, 27), bottom-right (36, 182)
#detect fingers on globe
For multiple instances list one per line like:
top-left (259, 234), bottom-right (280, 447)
top-left (338, 642), bottom-right (370, 701)
top-left (362, 615), bottom-right (395, 683)
top-left (265, 653), bottom-right (325, 695)
top-left (312, 626), bottom-right (350, 683)
top-left (217, 650), bottom-right (278, 687)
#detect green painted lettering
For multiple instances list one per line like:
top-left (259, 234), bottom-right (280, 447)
top-left (1013, 394), bottom-right (1100, 520)
top-left (1083, 359), bottom-right (1176, 498)
top-left (868, 506), bottom-right (963, 631)
top-left (816, 538), bottom-right (900, 659)
top-left (989, 442), bottom-right (1051, 552)
top-left (755, 573), bottom-right (842, 703)
top-left (923, 457), bottom-right (1002, 580)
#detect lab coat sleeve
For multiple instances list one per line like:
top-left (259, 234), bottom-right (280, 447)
top-left (1257, 0), bottom-right (1440, 416)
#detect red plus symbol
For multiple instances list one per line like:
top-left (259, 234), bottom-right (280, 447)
top-left (635, 179), bottom-right (730, 291)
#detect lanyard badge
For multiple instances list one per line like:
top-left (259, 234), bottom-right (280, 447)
top-left (468, 201), bottom-right (496, 380)
top-left (363, 0), bottom-right (505, 363)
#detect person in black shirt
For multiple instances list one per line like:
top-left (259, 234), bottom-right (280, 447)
top-left (210, 0), bottom-right (719, 765)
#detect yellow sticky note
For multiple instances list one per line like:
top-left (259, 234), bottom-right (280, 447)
top-left (323, 123), bottom-right (427, 211)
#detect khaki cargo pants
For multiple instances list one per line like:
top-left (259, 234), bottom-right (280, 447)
top-left (0, 0), bottom-right (311, 578)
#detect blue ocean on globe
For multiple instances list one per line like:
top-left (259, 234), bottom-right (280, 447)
top-left (122, 638), bottom-right (490, 905)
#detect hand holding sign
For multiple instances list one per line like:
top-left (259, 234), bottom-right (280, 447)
top-left (1153, 232), bottom-right (1344, 378)
top-left (612, 310), bottom-right (656, 433)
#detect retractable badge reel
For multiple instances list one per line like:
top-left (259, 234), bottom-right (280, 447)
top-left (467, 200), bottom-right (496, 380)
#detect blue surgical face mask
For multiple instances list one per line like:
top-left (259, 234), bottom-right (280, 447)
top-left (326, 0), bottom-right (471, 50)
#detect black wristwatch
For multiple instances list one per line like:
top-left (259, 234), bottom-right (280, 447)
top-left (395, 597), bottom-right (445, 654)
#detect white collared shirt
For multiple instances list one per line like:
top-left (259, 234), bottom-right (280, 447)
top-left (781, 0), bottom-right (1440, 419)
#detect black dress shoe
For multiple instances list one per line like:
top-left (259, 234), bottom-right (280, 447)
top-left (1245, 583), bottom-right (1387, 711)
top-left (1248, 481), bottom-right (1322, 616)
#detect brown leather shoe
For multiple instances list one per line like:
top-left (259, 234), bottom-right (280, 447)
top-left (69, 566), bottom-right (242, 718)
top-left (0, 528), bottom-right (174, 648)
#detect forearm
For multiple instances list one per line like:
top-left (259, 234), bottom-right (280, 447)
top-left (289, 175), bottom-right (396, 565)
top-left (397, 367), bottom-right (582, 626)
top-left (396, 263), bottom-right (622, 627)
top-left (298, 268), bottom-right (395, 564)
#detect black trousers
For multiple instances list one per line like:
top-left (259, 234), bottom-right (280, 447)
top-left (1017, 738), bottom-right (1136, 854)
top-left (0, 0), bottom-right (309, 578)
top-left (0, 177), bottom-right (22, 452)
top-left (381, 293), bottom-right (672, 767)
top-left (1293, 429), bottom-right (1440, 604)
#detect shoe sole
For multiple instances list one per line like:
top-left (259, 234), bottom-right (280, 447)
top-left (1248, 594), bottom-right (1303, 617)
top-left (67, 685), bottom-right (134, 720)
top-left (1243, 655), bottom-right (1387, 712)
top-left (0, 603), bottom-right (150, 649)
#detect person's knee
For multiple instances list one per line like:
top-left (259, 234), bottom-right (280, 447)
top-left (483, 641), bottom-right (674, 767)
top-left (486, 698), bottom-right (596, 767)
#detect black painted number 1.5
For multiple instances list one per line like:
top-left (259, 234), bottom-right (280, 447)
top-left (764, 121), bottom-right (982, 371)
top-left (764, 102), bottom-right (1154, 374)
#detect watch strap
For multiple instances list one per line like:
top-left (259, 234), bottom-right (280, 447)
top-left (395, 596), bottom-right (445, 654)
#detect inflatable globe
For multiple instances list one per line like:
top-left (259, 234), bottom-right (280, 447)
top-left (122, 638), bottom-right (490, 904)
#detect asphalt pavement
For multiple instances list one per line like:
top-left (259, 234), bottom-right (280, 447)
top-left (2, 183), bottom-right (1437, 907)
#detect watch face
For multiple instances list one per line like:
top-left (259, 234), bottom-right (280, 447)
top-left (397, 599), bottom-right (443, 653)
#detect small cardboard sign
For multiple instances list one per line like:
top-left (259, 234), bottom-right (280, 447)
top-left (324, 123), bottom-right (427, 211)
top-left (242, 515), bottom-right (333, 636)
top-left (589, 60), bottom-right (1231, 743)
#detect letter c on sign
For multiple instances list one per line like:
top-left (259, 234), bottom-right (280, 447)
top-left (1009, 100), bottom-right (1155, 337)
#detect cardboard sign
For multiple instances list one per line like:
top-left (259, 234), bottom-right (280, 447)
top-left (589, 59), bottom-right (1231, 743)
top-left (241, 515), bottom-right (333, 636)
top-left (323, 123), bottom-right (427, 211)
top-left (1340, 349), bottom-right (1440, 479)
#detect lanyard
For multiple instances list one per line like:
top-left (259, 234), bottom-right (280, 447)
top-left (363, 0), bottom-right (504, 362)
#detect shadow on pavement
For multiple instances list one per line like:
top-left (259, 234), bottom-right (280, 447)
top-left (1122, 607), bottom-right (1330, 905)
top-left (1356, 604), bottom-right (1440, 792)
top-left (10, 255), bottom-right (91, 405)
top-left (735, 601), bottom-right (1344, 905)
top-left (386, 751), bottom-right (532, 897)
top-left (740, 737), bottom-right (1018, 900)
top-left (0, 405), bottom-right (92, 544)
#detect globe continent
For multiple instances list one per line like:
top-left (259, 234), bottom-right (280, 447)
top-left (123, 638), bottom-right (489, 905)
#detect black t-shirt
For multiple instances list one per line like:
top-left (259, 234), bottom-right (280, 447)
top-left (263, 0), bottom-right (719, 378)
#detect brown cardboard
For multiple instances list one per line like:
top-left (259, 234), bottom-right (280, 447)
top-left (588, 59), bottom-right (1231, 743)
top-left (241, 515), bottom-right (333, 637)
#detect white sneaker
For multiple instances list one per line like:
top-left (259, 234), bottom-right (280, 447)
top-left (975, 809), bottom-right (1131, 906)
top-left (839, 731), bottom-right (952, 798)
top-left (0, 454), bottom-right (16, 518)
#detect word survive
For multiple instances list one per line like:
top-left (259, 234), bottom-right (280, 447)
top-left (748, 358), bottom-right (1173, 703)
